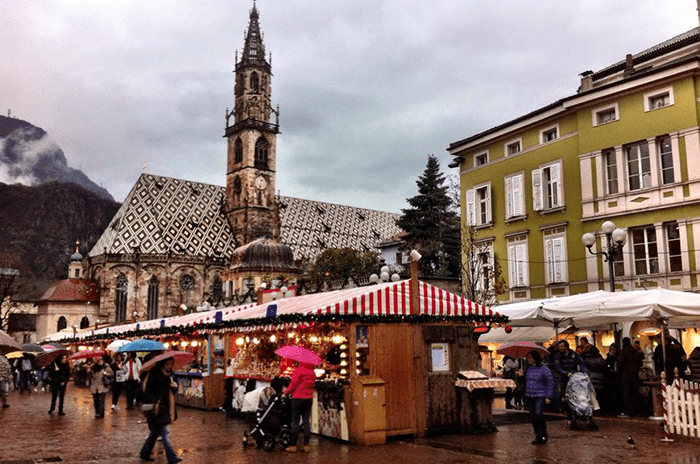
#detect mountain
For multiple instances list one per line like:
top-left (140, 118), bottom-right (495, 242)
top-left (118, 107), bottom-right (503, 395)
top-left (0, 115), bottom-right (114, 201)
top-left (0, 181), bottom-right (121, 281)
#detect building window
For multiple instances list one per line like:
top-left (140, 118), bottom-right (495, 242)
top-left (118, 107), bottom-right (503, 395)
top-left (505, 173), bottom-right (525, 219)
top-left (632, 226), bottom-right (659, 275)
top-left (147, 276), bottom-right (159, 320)
top-left (472, 247), bottom-right (494, 292)
top-left (658, 136), bottom-right (674, 185)
top-left (474, 151), bottom-right (488, 166)
top-left (180, 275), bottom-right (194, 291)
top-left (644, 86), bottom-right (674, 112)
top-left (235, 138), bottom-right (243, 164)
top-left (505, 138), bottom-right (522, 156)
top-left (593, 103), bottom-right (618, 126)
top-left (115, 273), bottom-right (128, 321)
top-left (466, 183), bottom-right (492, 226)
top-left (532, 161), bottom-right (562, 211)
top-left (395, 252), bottom-right (403, 266)
top-left (540, 125), bottom-right (559, 144)
top-left (213, 278), bottom-right (223, 302)
top-left (57, 316), bottom-right (67, 332)
top-left (507, 241), bottom-right (529, 288)
top-left (254, 137), bottom-right (269, 169)
top-left (666, 222), bottom-right (682, 272)
top-left (250, 72), bottom-right (259, 92)
top-left (626, 141), bottom-right (651, 191)
top-left (544, 236), bottom-right (567, 284)
top-left (604, 149), bottom-right (618, 195)
top-left (80, 316), bottom-right (89, 329)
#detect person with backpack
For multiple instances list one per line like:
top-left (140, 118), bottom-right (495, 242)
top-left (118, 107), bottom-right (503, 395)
top-left (18, 353), bottom-right (33, 394)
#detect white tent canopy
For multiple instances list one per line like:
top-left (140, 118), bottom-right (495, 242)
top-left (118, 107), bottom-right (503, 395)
top-left (479, 326), bottom-right (565, 343)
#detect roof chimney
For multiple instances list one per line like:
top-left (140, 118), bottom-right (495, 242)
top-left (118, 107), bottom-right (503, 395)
top-left (578, 70), bottom-right (594, 93)
top-left (624, 54), bottom-right (635, 78)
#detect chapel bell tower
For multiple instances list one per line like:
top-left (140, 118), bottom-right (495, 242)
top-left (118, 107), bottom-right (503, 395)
top-left (225, 1), bottom-right (280, 246)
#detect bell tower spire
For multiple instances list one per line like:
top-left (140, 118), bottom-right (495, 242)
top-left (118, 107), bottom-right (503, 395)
top-left (224, 1), bottom-right (280, 247)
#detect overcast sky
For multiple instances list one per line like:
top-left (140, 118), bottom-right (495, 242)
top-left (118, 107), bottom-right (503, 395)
top-left (2, 1), bottom-right (698, 213)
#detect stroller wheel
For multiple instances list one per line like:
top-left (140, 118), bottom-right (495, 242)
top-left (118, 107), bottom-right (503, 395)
top-left (279, 428), bottom-right (292, 448)
top-left (261, 435), bottom-right (275, 452)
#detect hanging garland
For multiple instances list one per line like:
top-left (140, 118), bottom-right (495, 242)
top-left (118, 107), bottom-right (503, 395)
top-left (63, 312), bottom-right (509, 344)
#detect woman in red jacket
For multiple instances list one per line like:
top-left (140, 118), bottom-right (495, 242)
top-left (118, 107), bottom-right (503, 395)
top-left (284, 362), bottom-right (315, 452)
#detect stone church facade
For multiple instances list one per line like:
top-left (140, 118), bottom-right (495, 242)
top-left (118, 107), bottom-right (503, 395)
top-left (82, 3), bottom-right (402, 325)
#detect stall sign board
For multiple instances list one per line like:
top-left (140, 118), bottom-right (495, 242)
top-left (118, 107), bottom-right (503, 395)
top-left (431, 343), bottom-right (450, 372)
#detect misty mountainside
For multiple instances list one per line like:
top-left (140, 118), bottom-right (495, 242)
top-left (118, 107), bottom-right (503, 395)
top-left (0, 181), bottom-right (120, 281)
top-left (0, 115), bottom-right (114, 201)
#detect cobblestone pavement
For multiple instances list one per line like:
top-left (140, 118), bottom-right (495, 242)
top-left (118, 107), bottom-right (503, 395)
top-left (1, 384), bottom-right (699, 464)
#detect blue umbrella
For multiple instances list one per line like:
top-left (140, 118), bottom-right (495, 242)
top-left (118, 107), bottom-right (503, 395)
top-left (116, 338), bottom-right (166, 353)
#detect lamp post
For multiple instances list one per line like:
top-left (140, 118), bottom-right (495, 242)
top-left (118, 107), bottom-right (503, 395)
top-left (581, 220), bottom-right (627, 292)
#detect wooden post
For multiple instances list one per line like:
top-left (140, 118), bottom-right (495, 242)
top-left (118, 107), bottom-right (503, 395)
top-left (410, 260), bottom-right (419, 315)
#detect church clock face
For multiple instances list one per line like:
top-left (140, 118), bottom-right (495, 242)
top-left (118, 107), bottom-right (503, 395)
top-left (255, 176), bottom-right (267, 191)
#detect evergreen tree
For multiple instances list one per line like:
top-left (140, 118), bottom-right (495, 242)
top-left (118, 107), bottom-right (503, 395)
top-left (397, 155), bottom-right (460, 277)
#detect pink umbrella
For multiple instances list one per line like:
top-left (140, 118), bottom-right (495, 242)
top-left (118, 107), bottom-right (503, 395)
top-left (275, 345), bottom-right (322, 365)
top-left (496, 341), bottom-right (549, 359)
top-left (69, 349), bottom-right (106, 360)
top-left (140, 351), bottom-right (194, 373)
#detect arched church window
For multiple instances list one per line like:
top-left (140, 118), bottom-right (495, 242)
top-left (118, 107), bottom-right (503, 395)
top-left (235, 138), bottom-right (243, 163)
top-left (57, 316), bottom-right (67, 332)
top-left (213, 278), bottom-right (223, 303)
top-left (147, 275), bottom-right (159, 320)
top-left (115, 273), bottom-right (128, 321)
top-left (250, 72), bottom-right (259, 92)
top-left (254, 137), bottom-right (269, 169)
top-left (80, 316), bottom-right (90, 329)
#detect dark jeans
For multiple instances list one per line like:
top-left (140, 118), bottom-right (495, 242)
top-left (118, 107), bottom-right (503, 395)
top-left (92, 392), bottom-right (106, 417)
top-left (290, 398), bottom-right (313, 446)
top-left (49, 383), bottom-right (67, 412)
top-left (222, 378), bottom-right (234, 410)
top-left (620, 374), bottom-right (638, 415)
top-left (526, 396), bottom-right (548, 440)
top-left (125, 379), bottom-right (139, 408)
top-left (112, 382), bottom-right (124, 406)
top-left (140, 423), bottom-right (179, 463)
top-left (19, 371), bottom-right (31, 393)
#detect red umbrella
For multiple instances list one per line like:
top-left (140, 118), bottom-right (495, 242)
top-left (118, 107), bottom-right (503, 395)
top-left (0, 329), bottom-right (21, 356)
top-left (69, 349), bottom-right (106, 360)
top-left (275, 345), bottom-right (322, 365)
top-left (496, 341), bottom-right (549, 359)
top-left (140, 351), bottom-right (194, 373)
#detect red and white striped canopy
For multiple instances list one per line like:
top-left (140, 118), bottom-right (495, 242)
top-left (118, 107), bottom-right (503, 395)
top-left (222, 280), bottom-right (496, 322)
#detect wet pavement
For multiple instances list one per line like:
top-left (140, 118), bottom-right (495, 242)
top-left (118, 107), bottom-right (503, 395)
top-left (1, 385), bottom-right (699, 464)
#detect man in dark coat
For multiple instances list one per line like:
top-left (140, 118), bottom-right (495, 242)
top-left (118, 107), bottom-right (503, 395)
top-left (48, 354), bottom-right (71, 415)
top-left (616, 337), bottom-right (643, 416)
top-left (139, 358), bottom-right (181, 463)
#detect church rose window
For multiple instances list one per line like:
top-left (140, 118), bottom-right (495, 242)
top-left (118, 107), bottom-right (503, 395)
top-left (180, 275), bottom-right (194, 291)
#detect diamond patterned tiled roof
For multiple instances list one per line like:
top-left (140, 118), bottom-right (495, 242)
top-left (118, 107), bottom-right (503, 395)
top-left (89, 174), bottom-right (402, 262)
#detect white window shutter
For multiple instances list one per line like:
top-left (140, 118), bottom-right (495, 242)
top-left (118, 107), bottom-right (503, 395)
top-left (466, 188), bottom-right (476, 226)
top-left (553, 237), bottom-right (565, 283)
top-left (488, 249), bottom-right (495, 288)
top-left (508, 245), bottom-right (517, 288)
top-left (516, 243), bottom-right (528, 287)
top-left (545, 238), bottom-right (554, 283)
top-left (485, 185), bottom-right (492, 223)
top-left (513, 173), bottom-right (524, 217)
top-left (505, 177), bottom-right (513, 219)
top-left (550, 163), bottom-right (561, 207)
top-left (532, 168), bottom-right (543, 211)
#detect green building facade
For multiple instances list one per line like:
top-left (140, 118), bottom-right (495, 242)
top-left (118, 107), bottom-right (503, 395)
top-left (449, 28), bottom-right (700, 303)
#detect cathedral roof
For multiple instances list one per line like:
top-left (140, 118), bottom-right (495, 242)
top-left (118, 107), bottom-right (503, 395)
top-left (88, 174), bottom-right (402, 262)
top-left (39, 279), bottom-right (100, 303)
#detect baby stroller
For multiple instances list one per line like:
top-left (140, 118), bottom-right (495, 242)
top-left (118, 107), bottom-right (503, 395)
top-left (564, 372), bottom-right (598, 430)
top-left (242, 394), bottom-right (292, 451)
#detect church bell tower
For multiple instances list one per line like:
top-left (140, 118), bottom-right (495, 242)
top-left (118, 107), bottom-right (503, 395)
top-left (225, 1), bottom-right (280, 246)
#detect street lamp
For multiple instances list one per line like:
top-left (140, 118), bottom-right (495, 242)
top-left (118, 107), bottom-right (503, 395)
top-left (369, 265), bottom-right (400, 284)
top-left (582, 220), bottom-right (627, 292)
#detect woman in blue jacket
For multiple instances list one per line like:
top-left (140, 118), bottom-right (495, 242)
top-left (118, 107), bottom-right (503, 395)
top-left (525, 350), bottom-right (554, 445)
